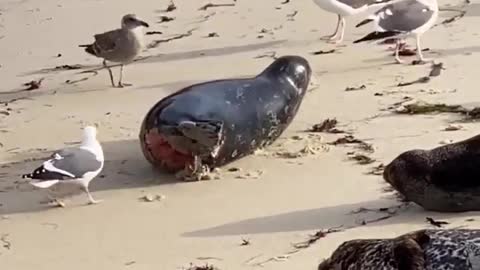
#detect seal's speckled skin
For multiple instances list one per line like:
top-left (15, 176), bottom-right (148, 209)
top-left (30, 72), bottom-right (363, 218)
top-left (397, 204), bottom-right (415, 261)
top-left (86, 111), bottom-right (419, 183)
top-left (318, 229), bottom-right (480, 270)
top-left (139, 56), bottom-right (312, 179)
top-left (383, 134), bottom-right (480, 212)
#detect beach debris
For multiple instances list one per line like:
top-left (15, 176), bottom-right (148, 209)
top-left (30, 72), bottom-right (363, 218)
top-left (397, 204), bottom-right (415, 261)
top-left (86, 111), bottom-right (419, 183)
top-left (366, 163), bottom-right (385, 175)
top-left (54, 64), bottom-right (83, 70)
top-left (286, 10), bottom-right (298, 20)
top-left (227, 167), bottom-right (241, 172)
top-left (146, 31), bottom-right (163, 35)
top-left (254, 51), bottom-right (277, 59)
top-left (311, 49), bottom-right (336, 55)
top-left (162, 1), bottom-right (177, 12)
top-left (292, 226), bottom-right (344, 249)
top-left (206, 32), bottom-right (219, 38)
top-left (274, 144), bottom-right (326, 159)
top-left (1, 234), bottom-right (11, 250)
top-left (429, 62), bottom-right (445, 77)
top-left (348, 153), bottom-right (375, 165)
top-left (393, 101), bottom-right (464, 114)
top-left (22, 78), bottom-right (44, 91)
top-left (444, 124), bottom-right (463, 131)
top-left (308, 118), bottom-right (344, 133)
top-left (158, 16), bottom-right (175, 23)
top-left (240, 238), bottom-right (251, 246)
top-left (235, 170), bottom-right (264, 179)
top-left (426, 217), bottom-right (449, 227)
top-left (257, 254), bottom-right (291, 265)
top-left (466, 218), bottom-right (475, 222)
top-left (329, 135), bottom-right (374, 152)
top-left (148, 28), bottom-right (197, 49)
top-left (140, 194), bottom-right (166, 202)
top-left (281, 0), bottom-right (291, 4)
top-left (198, 3), bottom-right (235, 11)
top-left (185, 263), bottom-right (220, 270)
top-left (345, 84), bottom-right (366, 91)
top-left (125, 261), bottom-right (136, 266)
top-left (57, 53), bottom-right (62, 57)
top-left (396, 76), bottom-right (430, 87)
top-left (440, 9), bottom-right (466, 25)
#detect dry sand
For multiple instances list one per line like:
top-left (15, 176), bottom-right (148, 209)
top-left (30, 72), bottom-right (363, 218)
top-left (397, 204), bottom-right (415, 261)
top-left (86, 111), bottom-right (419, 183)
top-left (1, 0), bottom-right (480, 269)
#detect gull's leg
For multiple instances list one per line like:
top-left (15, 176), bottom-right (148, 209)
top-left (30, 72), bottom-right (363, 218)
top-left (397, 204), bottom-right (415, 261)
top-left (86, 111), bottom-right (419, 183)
top-left (395, 39), bottom-right (404, 64)
top-left (415, 36), bottom-right (432, 64)
top-left (103, 60), bottom-right (116, 87)
top-left (117, 64), bottom-right (132, 88)
top-left (329, 16), bottom-right (346, 44)
top-left (321, 14), bottom-right (341, 41)
top-left (82, 185), bottom-right (102, 205)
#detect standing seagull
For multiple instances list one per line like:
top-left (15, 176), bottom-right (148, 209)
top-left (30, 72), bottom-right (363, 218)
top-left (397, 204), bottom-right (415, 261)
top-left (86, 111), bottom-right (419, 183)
top-left (22, 126), bottom-right (104, 205)
top-left (79, 14), bottom-right (149, 88)
top-left (353, 0), bottom-right (439, 64)
top-left (312, 0), bottom-right (393, 44)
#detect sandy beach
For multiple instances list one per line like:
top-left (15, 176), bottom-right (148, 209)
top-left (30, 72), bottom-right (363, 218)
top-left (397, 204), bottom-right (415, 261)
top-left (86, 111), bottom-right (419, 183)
top-left (1, 0), bottom-right (480, 269)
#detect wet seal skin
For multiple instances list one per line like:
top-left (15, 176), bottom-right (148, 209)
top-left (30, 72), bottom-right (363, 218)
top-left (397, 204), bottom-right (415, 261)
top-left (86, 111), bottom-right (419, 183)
top-left (139, 55), bottom-right (312, 181)
top-left (318, 229), bottom-right (480, 270)
top-left (384, 134), bottom-right (480, 212)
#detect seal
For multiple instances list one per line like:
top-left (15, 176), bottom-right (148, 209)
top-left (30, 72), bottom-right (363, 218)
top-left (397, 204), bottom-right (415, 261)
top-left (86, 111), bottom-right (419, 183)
top-left (139, 55), bottom-right (312, 180)
top-left (383, 134), bottom-right (480, 212)
top-left (318, 229), bottom-right (480, 270)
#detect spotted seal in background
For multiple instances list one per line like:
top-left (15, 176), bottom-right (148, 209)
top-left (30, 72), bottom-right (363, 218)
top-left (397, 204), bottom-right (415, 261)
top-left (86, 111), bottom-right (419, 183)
top-left (383, 134), bottom-right (480, 212)
top-left (139, 55), bottom-right (312, 180)
top-left (318, 229), bottom-right (480, 269)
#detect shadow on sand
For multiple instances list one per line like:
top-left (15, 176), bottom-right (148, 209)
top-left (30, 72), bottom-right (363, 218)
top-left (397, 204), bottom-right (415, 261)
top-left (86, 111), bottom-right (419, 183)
top-left (0, 138), bottom-right (184, 215)
top-left (182, 199), bottom-right (480, 237)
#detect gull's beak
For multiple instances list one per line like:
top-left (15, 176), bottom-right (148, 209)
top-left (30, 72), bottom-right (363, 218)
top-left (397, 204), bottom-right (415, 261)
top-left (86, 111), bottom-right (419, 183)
top-left (139, 20), bottom-right (149, 28)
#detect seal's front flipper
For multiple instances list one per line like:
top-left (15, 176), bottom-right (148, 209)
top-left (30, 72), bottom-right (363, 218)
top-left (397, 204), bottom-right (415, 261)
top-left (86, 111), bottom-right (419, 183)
top-left (178, 120), bottom-right (224, 152)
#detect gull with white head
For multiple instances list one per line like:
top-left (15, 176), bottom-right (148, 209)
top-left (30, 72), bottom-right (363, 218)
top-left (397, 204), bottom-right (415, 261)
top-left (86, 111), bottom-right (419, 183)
top-left (22, 126), bottom-right (104, 205)
top-left (79, 14), bottom-right (150, 88)
top-left (353, 0), bottom-right (439, 64)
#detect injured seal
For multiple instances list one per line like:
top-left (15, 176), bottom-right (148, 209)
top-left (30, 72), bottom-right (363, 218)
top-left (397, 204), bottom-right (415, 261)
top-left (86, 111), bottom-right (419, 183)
top-left (384, 134), bottom-right (480, 212)
top-left (318, 229), bottom-right (480, 270)
top-left (139, 55), bottom-right (312, 180)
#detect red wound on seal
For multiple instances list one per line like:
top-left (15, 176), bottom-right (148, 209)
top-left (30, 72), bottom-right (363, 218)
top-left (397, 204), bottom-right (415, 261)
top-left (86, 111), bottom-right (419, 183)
top-left (141, 128), bottom-right (194, 172)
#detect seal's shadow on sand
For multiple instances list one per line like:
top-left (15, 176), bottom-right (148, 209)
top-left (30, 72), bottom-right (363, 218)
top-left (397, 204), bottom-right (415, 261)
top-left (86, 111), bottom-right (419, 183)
top-left (183, 201), bottom-right (480, 237)
top-left (0, 139), bottom-right (181, 215)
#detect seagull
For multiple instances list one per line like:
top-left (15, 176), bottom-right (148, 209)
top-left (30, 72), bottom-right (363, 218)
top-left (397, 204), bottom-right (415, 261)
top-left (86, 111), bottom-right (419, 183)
top-left (22, 126), bottom-right (104, 205)
top-left (79, 14), bottom-right (150, 88)
top-left (353, 0), bottom-right (439, 64)
top-left (312, 0), bottom-right (393, 44)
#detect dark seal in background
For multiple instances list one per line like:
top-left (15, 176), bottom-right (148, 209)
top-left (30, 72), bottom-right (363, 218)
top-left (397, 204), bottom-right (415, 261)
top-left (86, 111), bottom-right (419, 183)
top-left (384, 134), bottom-right (480, 212)
top-left (139, 55), bottom-right (312, 180)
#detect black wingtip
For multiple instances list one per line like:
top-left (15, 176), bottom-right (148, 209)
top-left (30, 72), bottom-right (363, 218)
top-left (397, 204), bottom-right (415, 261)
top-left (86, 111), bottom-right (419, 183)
top-left (353, 31), bottom-right (401, 44)
top-left (79, 44), bottom-right (96, 56)
top-left (21, 173), bottom-right (32, 179)
top-left (356, 19), bottom-right (374, 28)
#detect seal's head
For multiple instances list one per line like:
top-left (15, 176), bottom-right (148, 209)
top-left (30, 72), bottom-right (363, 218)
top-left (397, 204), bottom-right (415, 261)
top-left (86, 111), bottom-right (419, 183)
top-left (121, 14), bottom-right (150, 29)
top-left (383, 149), bottom-right (430, 195)
top-left (261, 55), bottom-right (312, 94)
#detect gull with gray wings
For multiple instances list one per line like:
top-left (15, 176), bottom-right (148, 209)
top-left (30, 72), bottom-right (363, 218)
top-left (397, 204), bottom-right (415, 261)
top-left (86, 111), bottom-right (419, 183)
top-left (22, 126), bottom-right (104, 205)
top-left (354, 0), bottom-right (439, 64)
top-left (79, 14), bottom-right (149, 88)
